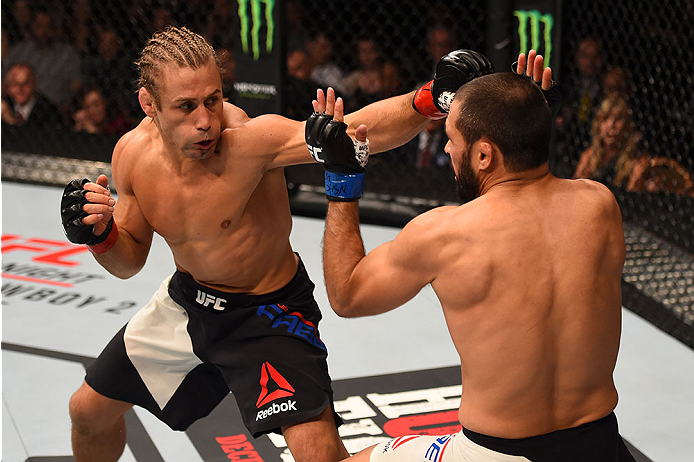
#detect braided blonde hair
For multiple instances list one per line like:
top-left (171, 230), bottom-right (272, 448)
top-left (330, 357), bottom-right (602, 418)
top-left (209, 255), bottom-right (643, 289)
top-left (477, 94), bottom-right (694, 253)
top-left (584, 97), bottom-right (639, 187)
top-left (135, 26), bottom-right (220, 106)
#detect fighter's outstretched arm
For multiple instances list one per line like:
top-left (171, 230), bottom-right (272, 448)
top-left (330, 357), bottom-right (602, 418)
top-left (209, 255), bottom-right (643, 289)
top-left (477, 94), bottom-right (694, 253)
top-left (265, 49), bottom-right (495, 170)
top-left (341, 88), bottom-right (428, 155)
top-left (257, 88), bottom-right (426, 170)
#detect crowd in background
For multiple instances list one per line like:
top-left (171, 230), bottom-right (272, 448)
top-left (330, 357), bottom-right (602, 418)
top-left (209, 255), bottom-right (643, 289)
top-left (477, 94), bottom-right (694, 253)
top-left (1, 0), bottom-right (692, 196)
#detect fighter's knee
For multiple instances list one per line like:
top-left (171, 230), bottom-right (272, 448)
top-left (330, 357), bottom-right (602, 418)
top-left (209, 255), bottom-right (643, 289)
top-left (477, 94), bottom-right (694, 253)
top-left (69, 382), bottom-right (130, 433)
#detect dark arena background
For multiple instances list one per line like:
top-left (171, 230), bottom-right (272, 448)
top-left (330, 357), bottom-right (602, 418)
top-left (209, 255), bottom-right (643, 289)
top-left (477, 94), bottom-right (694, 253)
top-left (1, 1), bottom-right (693, 461)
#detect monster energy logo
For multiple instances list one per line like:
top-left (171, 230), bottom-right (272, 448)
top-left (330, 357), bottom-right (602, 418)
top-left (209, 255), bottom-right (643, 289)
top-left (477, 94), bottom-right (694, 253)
top-left (513, 9), bottom-right (554, 67)
top-left (238, 0), bottom-right (275, 60)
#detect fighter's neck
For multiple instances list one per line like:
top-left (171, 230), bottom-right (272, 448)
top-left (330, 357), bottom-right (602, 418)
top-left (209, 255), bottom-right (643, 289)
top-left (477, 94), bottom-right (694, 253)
top-left (480, 163), bottom-right (551, 196)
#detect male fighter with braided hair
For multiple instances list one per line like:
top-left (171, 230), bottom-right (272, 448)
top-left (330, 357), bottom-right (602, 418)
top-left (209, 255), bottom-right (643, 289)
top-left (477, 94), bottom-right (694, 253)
top-left (60, 25), bottom-right (493, 461)
top-left (312, 51), bottom-right (636, 461)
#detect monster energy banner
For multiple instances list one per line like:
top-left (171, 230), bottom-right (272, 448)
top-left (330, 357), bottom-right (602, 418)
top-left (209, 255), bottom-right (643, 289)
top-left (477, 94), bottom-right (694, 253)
top-left (234, 0), bottom-right (284, 117)
top-left (512, 0), bottom-right (561, 77)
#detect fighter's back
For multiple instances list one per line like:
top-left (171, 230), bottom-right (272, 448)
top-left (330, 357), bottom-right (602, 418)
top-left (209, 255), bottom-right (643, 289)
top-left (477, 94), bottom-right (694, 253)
top-left (430, 173), bottom-right (626, 438)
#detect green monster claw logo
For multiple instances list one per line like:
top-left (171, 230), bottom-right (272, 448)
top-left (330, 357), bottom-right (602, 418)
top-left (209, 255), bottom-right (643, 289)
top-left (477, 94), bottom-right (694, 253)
top-left (238, 0), bottom-right (275, 60)
top-left (513, 9), bottom-right (554, 67)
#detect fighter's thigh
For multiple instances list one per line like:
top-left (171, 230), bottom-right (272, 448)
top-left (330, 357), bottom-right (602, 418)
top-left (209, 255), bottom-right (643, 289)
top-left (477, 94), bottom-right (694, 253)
top-left (69, 380), bottom-right (133, 431)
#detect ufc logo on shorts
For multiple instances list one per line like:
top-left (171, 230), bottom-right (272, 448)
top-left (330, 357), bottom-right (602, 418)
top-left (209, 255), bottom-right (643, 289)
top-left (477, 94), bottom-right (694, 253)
top-left (195, 290), bottom-right (226, 310)
top-left (307, 145), bottom-right (324, 163)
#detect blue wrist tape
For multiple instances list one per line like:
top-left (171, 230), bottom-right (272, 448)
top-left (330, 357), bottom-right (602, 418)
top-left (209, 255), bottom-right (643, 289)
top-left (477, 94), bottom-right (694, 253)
top-left (325, 172), bottom-right (364, 200)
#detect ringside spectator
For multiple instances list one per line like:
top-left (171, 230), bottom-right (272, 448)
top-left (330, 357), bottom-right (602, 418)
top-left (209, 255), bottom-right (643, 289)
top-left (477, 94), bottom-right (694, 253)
top-left (1, 62), bottom-right (63, 128)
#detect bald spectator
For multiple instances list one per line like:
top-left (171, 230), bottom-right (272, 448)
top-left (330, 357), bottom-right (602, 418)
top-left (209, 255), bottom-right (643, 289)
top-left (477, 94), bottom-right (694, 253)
top-left (1, 63), bottom-right (63, 128)
top-left (5, 9), bottom-right (82, 112)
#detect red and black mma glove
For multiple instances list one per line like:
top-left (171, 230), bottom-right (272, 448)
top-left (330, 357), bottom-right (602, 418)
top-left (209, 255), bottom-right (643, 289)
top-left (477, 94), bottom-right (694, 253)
top-left (60, 178), bottom-right (118, 254)
top-left (512, 61), bottom-right (562, 116)
top-left (305, 113), bottom-right (369, 201)
top-left (413, 49), bottom-right (495, 119)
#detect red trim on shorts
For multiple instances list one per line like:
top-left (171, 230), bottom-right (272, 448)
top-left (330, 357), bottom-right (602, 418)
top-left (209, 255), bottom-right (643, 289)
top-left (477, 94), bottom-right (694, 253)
top-left (88, 221), bottom-right (118, 255)
top-left (392, 435), bottom-right (420, 450)
top-left (439, 436), bottom-right (452, 460)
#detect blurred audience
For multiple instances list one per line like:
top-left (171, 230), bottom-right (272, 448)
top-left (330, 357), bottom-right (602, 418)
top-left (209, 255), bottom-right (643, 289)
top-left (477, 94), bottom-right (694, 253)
top-left (602, 66), bottom-right (634, 101)
top-left (285, 49), bottom-right (319, 120)
top-left (5, 8), bottom-right (82, 113)
top-left (380, 60), bottom-right (409, 99)
top-left (151, 5), bottom-right (176, 34)
top-left (217, 47), bottom-right (239, 105)
top-left (552, 36), bottom-right (606, 178)
top-left (423, 24), bottom-right (455, 78)
top-left (2, 29), bottom-right (10, 75)
top-left (573, 97), bottom-right (645, 191)
top-left (82, 27), bottom-right (134, 92)
top-left (306, 32), bottom-right (346, 95)
top-left (558, 37), bottom-right (605, 142)
top-left (6, 0), bottom-right (33, 43)
top-left (1, 63), bottom-right (63, 128)
top-left (70, 0), bottom-right (96, 56)
top-left (342, 36), bottom-right (384, 111)
top-left (204, 0), bottom-right (235, 49)
top-left (413, 118), bottom-right (449, 169)
top-left (630, 157), bottom-right (694, 197)
top-left (72, 85), bottom-right (132, 137)
top-left (82, 26), bottom-right (140, 119)
top-left (286, 0), bottom-right (308, 53)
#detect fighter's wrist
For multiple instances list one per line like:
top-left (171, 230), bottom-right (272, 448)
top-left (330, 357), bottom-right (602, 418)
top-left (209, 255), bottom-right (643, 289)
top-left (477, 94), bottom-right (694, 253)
top-left (325, 171), bottom-right (364, 201)
top-left (88, 220), bottom-right (118, 255)
top-left (412, 81), bottom-right (447, 120)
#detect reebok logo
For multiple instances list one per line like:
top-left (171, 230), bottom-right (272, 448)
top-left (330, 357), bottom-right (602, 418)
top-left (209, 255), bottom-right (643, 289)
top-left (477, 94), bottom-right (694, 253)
top-left (255, 362), bottom-right (297, 421)
top-left (195, 290), bottom-right (226, 310)
top-left (256, 362), bottom-right (295, 407)
top-left (255, 399), bottom-right (297, 422)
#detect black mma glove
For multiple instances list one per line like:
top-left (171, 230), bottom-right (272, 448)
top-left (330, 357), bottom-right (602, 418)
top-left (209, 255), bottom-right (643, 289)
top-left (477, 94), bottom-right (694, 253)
top-left (61, 178), bottom-right (114, 245)
top-left (305, 112), bottom-right (369, 201)
top-left (512, 61), bottom-right (562, 116)
top-left (413, 49), bottom-right (495, 119)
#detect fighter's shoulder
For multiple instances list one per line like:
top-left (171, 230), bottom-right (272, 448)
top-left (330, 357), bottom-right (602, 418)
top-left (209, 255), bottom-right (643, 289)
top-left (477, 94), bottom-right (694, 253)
top-left (571, 178), bottom-right (618, 202)
top-left (569, 178), bottom-right (621, 218)
top-left (222, 101), bottom-right (250, 129)
top-left (111, 118), bottom-right (156, 179)
top-left (399, 206), bottom-right (460, 244)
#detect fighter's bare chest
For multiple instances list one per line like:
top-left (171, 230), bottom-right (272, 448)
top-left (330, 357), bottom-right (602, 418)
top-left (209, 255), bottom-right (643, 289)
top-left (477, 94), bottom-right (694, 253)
top-left (133, 168), bottom-right (265, 242)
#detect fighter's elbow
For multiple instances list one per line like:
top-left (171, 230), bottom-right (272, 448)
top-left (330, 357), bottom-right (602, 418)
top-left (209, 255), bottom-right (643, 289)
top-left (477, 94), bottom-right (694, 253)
top-left (106, 267), bottom-right (141, 280)
top-left (328, 292), bottom-right (361, 318)
top-left (332, 304), bottom-right (359, 318)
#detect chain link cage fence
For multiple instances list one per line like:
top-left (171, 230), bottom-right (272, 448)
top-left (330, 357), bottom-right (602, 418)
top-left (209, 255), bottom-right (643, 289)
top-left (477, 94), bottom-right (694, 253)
top-left (1, 0), bottom-right (692, 347)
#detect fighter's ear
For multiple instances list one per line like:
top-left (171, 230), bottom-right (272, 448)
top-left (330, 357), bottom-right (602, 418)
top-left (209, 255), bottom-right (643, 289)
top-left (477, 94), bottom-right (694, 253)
top-left (477, 140), bottom-right (494, 171)
top-left (138, 87), bottom-right (157, 118)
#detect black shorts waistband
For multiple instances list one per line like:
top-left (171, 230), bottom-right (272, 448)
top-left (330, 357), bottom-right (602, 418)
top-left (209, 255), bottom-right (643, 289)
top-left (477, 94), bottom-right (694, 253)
top-left (463, 412), bottom-right (618, 454)
top-left (168, 254), bottom-right (315, 311)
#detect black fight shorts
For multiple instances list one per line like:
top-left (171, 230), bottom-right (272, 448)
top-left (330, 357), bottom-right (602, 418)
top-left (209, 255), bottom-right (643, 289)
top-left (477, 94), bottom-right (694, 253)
top-left (85, 257), bottom-right (342, 437)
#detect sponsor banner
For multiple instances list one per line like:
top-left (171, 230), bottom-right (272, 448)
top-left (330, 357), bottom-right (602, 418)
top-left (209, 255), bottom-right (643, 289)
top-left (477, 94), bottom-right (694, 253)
top-left (512, 0), bottom-right (561, 75)
top-left (234, 0), bottom-right (285, 117)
